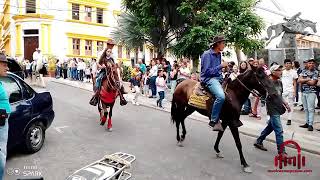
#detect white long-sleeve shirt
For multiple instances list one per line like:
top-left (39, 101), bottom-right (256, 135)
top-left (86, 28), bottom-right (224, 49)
top-left (150, 66), bottom-right (158, 77)
top-left (78, 62), bottom-right (86, 70)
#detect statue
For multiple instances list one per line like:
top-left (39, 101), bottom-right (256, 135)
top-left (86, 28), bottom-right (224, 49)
top-left (266, 12), bottom-right (317, 48)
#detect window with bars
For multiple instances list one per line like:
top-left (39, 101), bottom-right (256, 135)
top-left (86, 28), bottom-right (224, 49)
top-left (26, 0), bottom-right (36, 13)
top-left (97, 41), bottom-right (104, 52)
top-left (118, 45), bottom-right (122, 58)
top-left (72, 38), bottom-right (80, 55)
top-left (150, 49), bottom-right (154, 59)
top-left (85, 6), bottom-right (92, 22)
top-left (96, 8), bottom-right (103, 24)
top-left (85, 40), bottom-right (92, 56)
top-left (72, 4), bottom-right (80, 20)
top-left (126, 48), bottom-right (130, 59)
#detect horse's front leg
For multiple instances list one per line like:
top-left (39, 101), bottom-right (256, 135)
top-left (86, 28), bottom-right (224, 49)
top-left (214, 125), bottom-right (227, 158)
top-left (100, 103), bottom-right (107, 126)
top-left (107, 103), bottom-right (114, 131)
top-left (230, 127), bottom-right (252, 173)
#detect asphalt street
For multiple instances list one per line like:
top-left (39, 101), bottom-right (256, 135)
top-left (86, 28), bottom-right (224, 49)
top-left (4, 82), bottom-right (320, 180)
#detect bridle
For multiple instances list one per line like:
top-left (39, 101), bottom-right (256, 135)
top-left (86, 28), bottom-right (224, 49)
top-left (233, 70), bottom-right (268, 98)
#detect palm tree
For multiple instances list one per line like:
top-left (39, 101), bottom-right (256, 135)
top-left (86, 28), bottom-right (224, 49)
top-left (112, 0), bottom-right (186, 58)
top-left (111, 12), bottom-right (145, 50)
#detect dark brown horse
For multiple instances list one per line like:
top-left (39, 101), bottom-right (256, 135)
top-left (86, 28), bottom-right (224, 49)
top-left (171, 65), bottom-right (277, 173)
top-left (97, 64), bottom-right (120, 131)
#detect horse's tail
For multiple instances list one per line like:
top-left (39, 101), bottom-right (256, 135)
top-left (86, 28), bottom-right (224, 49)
top-left (171, 78), bottom-right (186, 124)
top-left (171, 94), bottom-right (178, 124)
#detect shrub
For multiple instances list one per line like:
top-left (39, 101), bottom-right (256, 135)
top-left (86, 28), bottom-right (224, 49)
top-left (122, 65), bottom-right (132, 82)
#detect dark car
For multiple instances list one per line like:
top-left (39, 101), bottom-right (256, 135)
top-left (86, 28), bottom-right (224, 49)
top-left (0, 72), bottom-right (54, 153)
top-left (7, 57), bottom-right (24, 79)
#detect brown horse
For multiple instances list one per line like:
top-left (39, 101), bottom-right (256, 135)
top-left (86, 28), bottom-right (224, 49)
top-left (171, 65), bottom-right (278, 173)
top-left (97, 64), bottom-right (120, 131)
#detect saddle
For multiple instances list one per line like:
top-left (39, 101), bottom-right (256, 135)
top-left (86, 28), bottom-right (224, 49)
top-left (188, 82), bottom-right (212, 110)
top-left (188, 79), bottom-right (230, 110)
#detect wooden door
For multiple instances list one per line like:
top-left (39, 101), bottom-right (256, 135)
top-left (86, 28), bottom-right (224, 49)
top-left (24, 36), bottom-right (39, 61)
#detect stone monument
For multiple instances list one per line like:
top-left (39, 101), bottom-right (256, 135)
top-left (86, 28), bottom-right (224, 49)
top-left (265, 12), bottom-right (317, 64)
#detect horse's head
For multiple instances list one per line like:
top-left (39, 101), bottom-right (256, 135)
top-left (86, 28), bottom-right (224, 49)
top-left (239, 64), bottom-right (275, 98)
top-left (301, 19), bottom-right (317, 33)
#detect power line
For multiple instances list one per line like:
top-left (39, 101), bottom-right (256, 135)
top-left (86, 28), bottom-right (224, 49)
top-left (0, 3), bottom-right (118, 13)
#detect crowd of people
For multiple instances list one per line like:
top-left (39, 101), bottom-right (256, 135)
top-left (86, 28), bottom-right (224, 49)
top-left (128, 58), bottom-right (198, 108)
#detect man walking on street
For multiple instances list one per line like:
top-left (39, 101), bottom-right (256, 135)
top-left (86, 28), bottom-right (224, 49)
top-left (298, 59), bottom-right (319, 131)
top-left (200, 36), bottom-right (228, 131)
top-left (254, 65), bottom-right (291, 154)
top-left (281, 59), bottom-right (298, 125)
top-left (0, 52), bottom-right (11, 179)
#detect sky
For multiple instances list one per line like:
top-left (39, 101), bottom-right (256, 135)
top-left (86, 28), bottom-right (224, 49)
top-left (256, 0), bottom-right (320, 35)
top-left (254, 0), bottom-right (320, 48)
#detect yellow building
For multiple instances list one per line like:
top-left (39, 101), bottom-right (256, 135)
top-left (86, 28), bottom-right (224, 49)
top-left (296, 34), bottom-right (320, 48)
top-left (0, 0), bottom-right (137, 63)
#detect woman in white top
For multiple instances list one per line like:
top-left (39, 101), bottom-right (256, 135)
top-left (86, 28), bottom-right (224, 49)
top-left (178, 61), bottom-right (191, 79)
top-left (148, 59), bottom-right (158, 98)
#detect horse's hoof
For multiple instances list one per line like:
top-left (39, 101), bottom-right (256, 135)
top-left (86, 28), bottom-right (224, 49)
top-left (216, 152), bottom-right (224, 158)
top-left (107, 128), bottom-right (112, 132)
top-left (242, 166), bottom-right (253, 173)
top-left (177, 141), bottom-right (184, 147)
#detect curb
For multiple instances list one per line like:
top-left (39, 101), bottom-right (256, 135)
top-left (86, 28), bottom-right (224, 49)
top-left (49, 79), bottom-right (320, 156)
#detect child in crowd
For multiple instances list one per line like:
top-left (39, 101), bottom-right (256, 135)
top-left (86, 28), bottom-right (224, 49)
top-left (130, 71), bottom-right (142, 105)
top-left (85, 65), bottom-right (92, 83)
top-left (156, 69), bottom-right (167, 108)
top-left (143, 69), bottom-right (150, 97)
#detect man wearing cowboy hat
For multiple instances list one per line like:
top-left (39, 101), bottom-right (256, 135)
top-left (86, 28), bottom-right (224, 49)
top-left (0, 52), bottom-right (11, 178)
top-left (200, 35), bottom-right (228, 131)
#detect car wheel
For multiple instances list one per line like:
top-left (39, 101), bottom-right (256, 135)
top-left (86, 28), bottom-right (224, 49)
top-left (24, 121), bottom-right (45, 153)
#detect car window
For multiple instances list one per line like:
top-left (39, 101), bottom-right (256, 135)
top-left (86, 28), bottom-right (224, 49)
top-left (0, 77), bottom-right (23, 103)
top-left (20, 80), bottom-right (35, 99)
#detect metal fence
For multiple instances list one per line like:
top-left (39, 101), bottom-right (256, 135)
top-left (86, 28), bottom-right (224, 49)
top-left (268, 48), bottom-right (314, 65)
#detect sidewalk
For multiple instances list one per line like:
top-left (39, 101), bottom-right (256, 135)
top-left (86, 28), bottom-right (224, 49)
top-left (48, 77), bottom-right (320, 155)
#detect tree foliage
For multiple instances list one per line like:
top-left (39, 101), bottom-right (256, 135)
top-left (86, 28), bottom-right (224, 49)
top-left (116, 0), bottom-right (185, 57)
top-left (173, 0), bottom-right (265, 64)
top-left (115, 0), bottom-right (264, 63)
top-left (110, 11), bottom-right (145, 49)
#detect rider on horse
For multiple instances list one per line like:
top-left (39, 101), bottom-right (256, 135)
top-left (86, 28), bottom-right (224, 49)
top-left (200, 36), bottom-right (228, 132)
top-left (94, 48), bottom-right (127, 106)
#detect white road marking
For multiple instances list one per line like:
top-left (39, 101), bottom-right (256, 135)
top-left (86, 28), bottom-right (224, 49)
top-left (54, 126), bottom-right (69, 133)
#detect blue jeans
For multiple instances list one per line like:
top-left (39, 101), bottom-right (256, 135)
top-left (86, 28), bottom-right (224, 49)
top-left (302, 92), bottom-right (317, 126)
top-left (150, 76), bottom-right (157, 96)
top-left (206, 78), bottom-right (225, 122)
top-left (0, 119), bottom-right (9, 179)
top-left (71, 67), bottom-right (77, 80)
top-left (157, 91), bottom-right (165, 107)
top-left (257, 115), bottom-right (284, 153)
top-left (242, 98), bottom-right (251, 113)
top-left (95, 71), bottom-right (106, 91)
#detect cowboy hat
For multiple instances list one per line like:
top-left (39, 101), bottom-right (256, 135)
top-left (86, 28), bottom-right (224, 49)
top-left (210, 35), bottom-right (226, 47)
